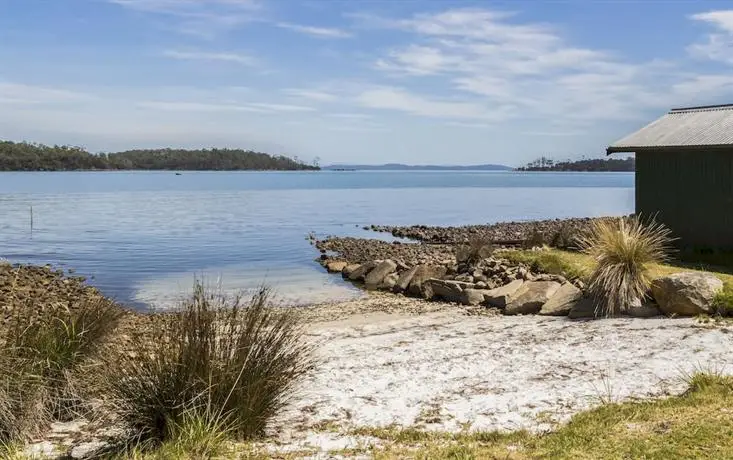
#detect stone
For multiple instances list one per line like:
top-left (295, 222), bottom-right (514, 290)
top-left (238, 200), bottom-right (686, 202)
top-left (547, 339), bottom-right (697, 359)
top-left (408, 265), bottom-right (448, 298)
top-left (626, 298), bottom-right (662, 318)
top-left (326, 260), bottom-right (348, 273)
top-left (505, 281), bottom-right (562, 315)
top-left (342, 264), bottom-right (361, 278)
top-left (455, 273), bottom-right (474, 283)
top-left (462, 288), bottom-right (492, 306)
top-left (651, 272), bottom-right (723, 316)
top-left (394, 266), bottom-right (419, 292)
top-left (568, 297), bottom-right (601, 319)
top-left (484, 280), bottom-right (525, 308)
top-left (425, 279), bottom-right (464, 303)
top-left (539, 282), bottom-right (582, 316)
top-left (365, 259), bottom-right (398, 289)
top-left (71, 441), bottom-right (109, 459)
top-left (379, 272), bottom-right (400, 290)
top-left (348, 260), bottom-right (380, 281)
top-left (475, 281), bottom-right (488, 289)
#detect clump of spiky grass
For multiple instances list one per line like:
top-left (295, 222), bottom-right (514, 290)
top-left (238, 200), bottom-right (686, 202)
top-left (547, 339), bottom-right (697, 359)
top-left (576, 216), bottom-right (674, 316)
top-left (105, 282), bottom-right (315, 450)
top-left (456, 234), bottom-right (494, 266)
top-left (0, 296), bottom-right (122, 442)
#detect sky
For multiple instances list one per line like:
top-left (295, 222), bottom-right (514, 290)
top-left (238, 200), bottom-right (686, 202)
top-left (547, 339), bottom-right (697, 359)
top-left (2, 1), bottom-right (733, 166)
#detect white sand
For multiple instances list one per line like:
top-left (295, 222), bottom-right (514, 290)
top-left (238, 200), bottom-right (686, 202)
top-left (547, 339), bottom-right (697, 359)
top-left (274, 308), bottom-right (733, 453)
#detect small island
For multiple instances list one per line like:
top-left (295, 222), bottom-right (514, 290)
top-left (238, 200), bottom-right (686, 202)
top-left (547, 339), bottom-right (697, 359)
top-left (0, 140), bottom-right (319, 171)
top-left (517, 156), bottom-right (635, 172)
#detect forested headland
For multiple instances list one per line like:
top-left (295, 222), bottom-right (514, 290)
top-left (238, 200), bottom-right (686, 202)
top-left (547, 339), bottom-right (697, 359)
top-left (0, 141), bottom-right (319, 171)
top-left (516, 156), bottom-right (635, 172)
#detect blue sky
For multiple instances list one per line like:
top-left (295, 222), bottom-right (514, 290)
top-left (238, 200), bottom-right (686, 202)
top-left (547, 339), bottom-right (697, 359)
top-left (2, 0), bottom-right (733, 166)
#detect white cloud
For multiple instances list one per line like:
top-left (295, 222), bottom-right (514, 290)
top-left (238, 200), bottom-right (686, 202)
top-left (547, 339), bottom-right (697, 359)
top-left (282, 89), bottom-right (337, 101)
top-left (163, 49), bottom-right (258, 65)
top-left (137, 101), bottom-right (267, 112)
top-left (0, 82), bottom-right (92, 105)
top-left (689, 10), bottom-right (733, 64)
top-left (276, 22), bottom-right (352, 38)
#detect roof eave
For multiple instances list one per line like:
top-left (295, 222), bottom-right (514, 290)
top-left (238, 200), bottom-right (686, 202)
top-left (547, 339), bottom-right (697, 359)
top-left (607, 144), bottom-right (733, 155)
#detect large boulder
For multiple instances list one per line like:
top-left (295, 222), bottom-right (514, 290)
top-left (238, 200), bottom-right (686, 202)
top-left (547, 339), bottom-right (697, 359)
top-left (408, 265), bottom-right (448, 298)
top-left (394, 266), bottom-right (419, 292)
top-left (364, 259), bottom-right (398, 289)
top-left (424, 279), bottom-right (464, 303)
top-left (504, 281), bottom-right (562, 315)
top-left (462, 288), bottom-right (493, 306)
top-left (568, 297), bottom-right (601, 319)
top-left (651, 272), bottom-right (723, 316)
top-left (484, 280), bottom-right (525, 308)
top-left (539, 282), bottom-right (582, 316)
top-left (348, 260), bottom-right (380, 281)
top-left (326, 260), bottom-right (348, 273)
top-left (342, 264), bottom-right (361, 278)
top-left (380, 272), bottom-right (400, 290)
top-left (626, 298), bottom-right (661, 318)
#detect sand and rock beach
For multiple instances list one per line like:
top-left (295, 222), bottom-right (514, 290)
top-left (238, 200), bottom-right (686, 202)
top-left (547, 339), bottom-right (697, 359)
top-left (3, 216), bottom-right (733, 458)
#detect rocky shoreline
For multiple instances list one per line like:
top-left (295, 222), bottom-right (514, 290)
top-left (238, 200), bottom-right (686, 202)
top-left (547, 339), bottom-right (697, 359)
top-left (316, 217), bottom-right (726, 319)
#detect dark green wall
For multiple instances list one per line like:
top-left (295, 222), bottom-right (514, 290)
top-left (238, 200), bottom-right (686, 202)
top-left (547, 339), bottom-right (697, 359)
top-left (636, 149), bottom-right (733, 249)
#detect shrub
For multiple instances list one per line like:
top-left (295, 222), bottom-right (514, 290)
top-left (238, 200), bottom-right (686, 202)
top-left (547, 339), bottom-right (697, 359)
top-left (105, 282), bottom-right (315, 450)
top-left (576, 216), bottom-right (674, 316)
top-left (456, 235), bottom-right (494, 266)
top-left (522, 227), bottom-right (547, 250)
top-left (550, 223), bottom-right (577, 250)
top-left (712, 283), bottom-right (733, 317)
top-left (0, 297), bottom-right (122, 442)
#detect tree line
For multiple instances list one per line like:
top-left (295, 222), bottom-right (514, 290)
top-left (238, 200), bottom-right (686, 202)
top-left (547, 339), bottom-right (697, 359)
top-left (0, 141), bottom-right (319, 171)
top-left (517, 156), bottom-right (635, 172)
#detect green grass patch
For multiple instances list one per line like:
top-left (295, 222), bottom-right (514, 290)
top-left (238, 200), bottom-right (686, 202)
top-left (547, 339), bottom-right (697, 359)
top-left (499, 249), bottom-right (589, 281)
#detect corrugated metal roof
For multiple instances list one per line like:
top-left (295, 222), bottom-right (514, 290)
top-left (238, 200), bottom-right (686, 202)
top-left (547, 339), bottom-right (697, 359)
top-left (607, 104), bottom-right (733, 154)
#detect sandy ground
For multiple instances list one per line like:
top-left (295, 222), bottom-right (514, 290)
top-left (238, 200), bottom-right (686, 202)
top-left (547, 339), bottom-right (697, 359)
top-left (269, 295), bottom-right (733, 455)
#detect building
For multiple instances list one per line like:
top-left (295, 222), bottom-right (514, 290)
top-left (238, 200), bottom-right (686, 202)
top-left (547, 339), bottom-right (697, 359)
top-left (607, 104), bottom-right (733, 250)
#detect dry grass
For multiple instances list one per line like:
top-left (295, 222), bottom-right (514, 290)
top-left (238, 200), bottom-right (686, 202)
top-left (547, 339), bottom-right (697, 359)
top-left (104, 281), bottom-right (315, 451)
top-left (0, 297), bottom-right (122, 443)
top-left (573, 216), bottom-right (675, 316)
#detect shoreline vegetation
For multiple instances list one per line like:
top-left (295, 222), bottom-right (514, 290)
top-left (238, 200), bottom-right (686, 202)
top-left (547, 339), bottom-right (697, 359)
top-left (2, 216), bottom-right (733, 458)
top-left (517, 156), bottom-right (635, 171)
top-left (0, 140), bottom-right (319, 171)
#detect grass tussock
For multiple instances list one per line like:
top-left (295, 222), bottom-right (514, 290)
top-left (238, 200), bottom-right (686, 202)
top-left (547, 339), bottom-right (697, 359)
top-left (0, 297), bottom-right (122, 442)
top-left (105, 281), bottom-right (315, 451)
top-left (576, 216), bottom-right (675, 316)
top-left (712, 282), bottom-right (733, 317)
top-left (456, 234), bottom-right (494, 266)
top-left (355, 372), bottom-right (733, 460)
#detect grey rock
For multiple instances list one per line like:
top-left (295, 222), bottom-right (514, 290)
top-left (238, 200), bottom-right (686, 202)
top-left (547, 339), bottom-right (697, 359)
top-left (425, 279), bottom-right (465, 303)
top-left (71, 441), bottom-right (109, 459)
top-left (505, 281), bottom-right (562, 315)
top-left (408, 265), bottom-right (448, 298)
top-left (651, 272), bottom-right (723, 316)
top-left (394, 266), bottom-right (419, 292)
top-left (539, 282), bottom-right (582, 316)
top-left (568, 297), bottom-right (602, 319)
top-left (455, 274), bottom-right (474, 283)
top-left (326, 260), bottom-right (348, 273)
top-left (365, 259), bottom-right (398, 289)
top-left (348, 260), bottom-right (380, 281)
top-left (380, 272), bottom-right (400, 290)
top-left (342, 263), bottom-right (362, 278)
top-left (475, 281), bottom-right (488, 289)
top-left (484, 279), bottom-right (525, 308)
top-left (626, 298), bottom-right (662, 318)
top-left (462, 288), bottom-right (492, 306)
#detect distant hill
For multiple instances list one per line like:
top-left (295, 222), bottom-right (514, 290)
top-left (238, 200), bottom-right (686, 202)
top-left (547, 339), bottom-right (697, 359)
top-left (0, 141), bottom-right (318, 171)
top-left (517, 156), bottom-right (635, 172)
top-left (323, 163), bottom-right (512, 171)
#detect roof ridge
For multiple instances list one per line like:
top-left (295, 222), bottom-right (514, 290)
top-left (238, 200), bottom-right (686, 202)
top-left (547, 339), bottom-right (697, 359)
top-left (670, 104), bottom-right (733, 113)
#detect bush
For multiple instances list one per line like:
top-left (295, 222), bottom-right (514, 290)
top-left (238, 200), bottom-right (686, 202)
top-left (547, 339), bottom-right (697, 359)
top-left (456, 235), bottom-right (494, 266)
top-left (576, 216), bottom-right (674, 316)
top-left (522, 227), bottom-right (547, 250)
top-left (712, 283), bottom-right (733, 317)
top-left (105, 282), bottom-right (315, 450)
top-left (0, 297), bottom-right (122, 442)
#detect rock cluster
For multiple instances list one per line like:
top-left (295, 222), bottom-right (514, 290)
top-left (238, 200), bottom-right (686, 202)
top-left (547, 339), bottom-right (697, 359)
top-left (320, 246), bottom-right (725, 319)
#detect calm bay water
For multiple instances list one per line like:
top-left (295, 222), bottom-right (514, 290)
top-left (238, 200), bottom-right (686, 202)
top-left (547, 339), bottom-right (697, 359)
top-left (0, 171), bottom-right (634, 310)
